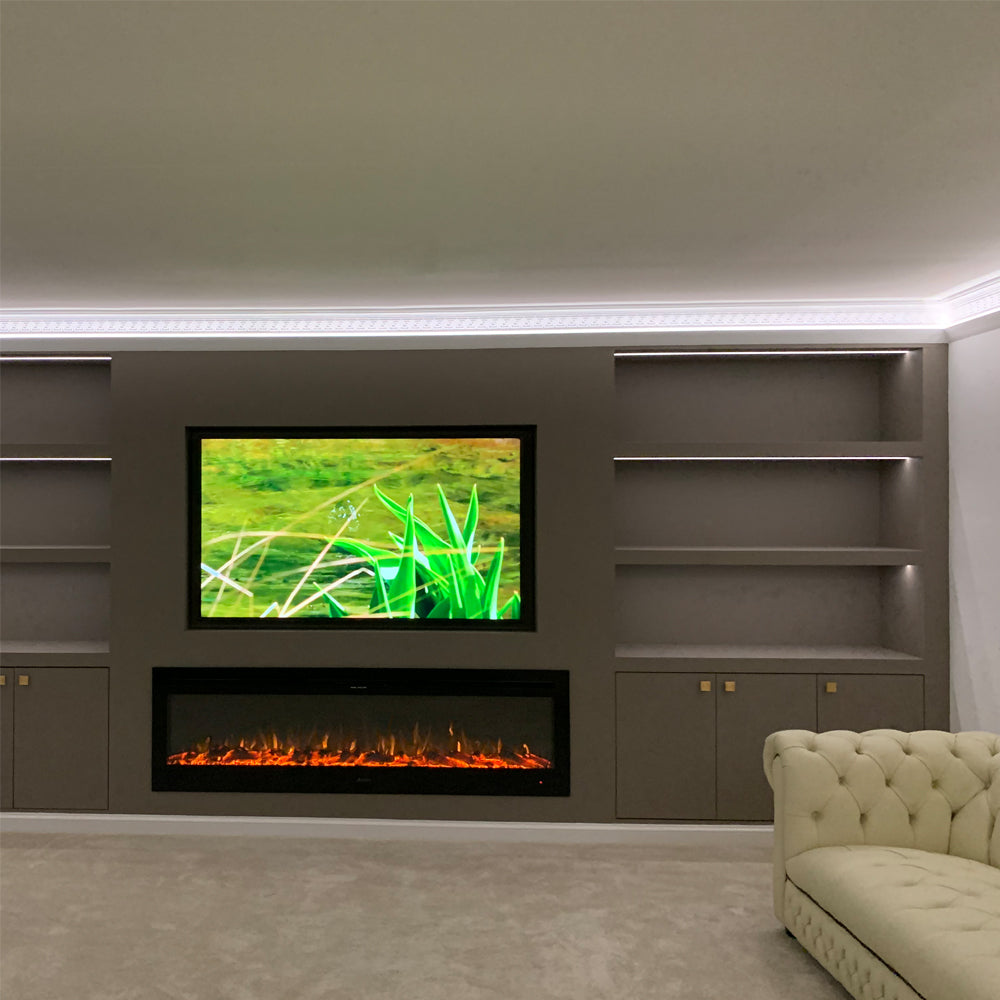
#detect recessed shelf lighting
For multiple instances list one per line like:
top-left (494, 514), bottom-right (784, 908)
top-left (0, 356), bottom-right (112, 362)
top-left (613, 350), bottom-right (910, 358)
top-left (614, 456), bottom-right (913, 461)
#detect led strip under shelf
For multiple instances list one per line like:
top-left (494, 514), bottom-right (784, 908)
top-left (614, 350), bottom-right (911, 357)
top-left (614, 456), bottom-right (915, 461)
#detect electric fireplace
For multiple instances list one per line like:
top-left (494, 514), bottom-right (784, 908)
top-left (152, 667), bottom-right (569, 796)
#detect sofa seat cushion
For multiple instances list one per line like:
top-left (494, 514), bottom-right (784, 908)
top-left (786, 845), bottom-right (1000, 1000)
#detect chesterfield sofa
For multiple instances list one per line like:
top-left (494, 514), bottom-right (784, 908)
top-left (764, 729), bottom-right (1000, 1000)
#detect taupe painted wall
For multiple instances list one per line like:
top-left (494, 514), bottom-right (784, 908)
top-left (110, 349), bottom-right (617, 820)
top-left (950, 327), bottom-right (1000, 732)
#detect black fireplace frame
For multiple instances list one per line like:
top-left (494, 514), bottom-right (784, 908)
top-left (151, 667), bottom-right (570, 796)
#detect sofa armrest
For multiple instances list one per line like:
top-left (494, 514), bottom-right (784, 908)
top-left (765, 729), bottom-right (926, 925)
top-left (764, 729), bottom-right (1000, 923)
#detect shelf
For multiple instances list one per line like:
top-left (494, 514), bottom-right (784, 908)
top-left (615, 442), bottom-right (923, 460)
top-left (615, 643), bottom-right (921, 663)
top-left (0, 444), bottom-right (111, 460)
top-left (615, 547), bottom-right (921, 566)
top-left (0, 640), bottom-right (109, 667)
top-left (0, 546), bottom-right (111, 564)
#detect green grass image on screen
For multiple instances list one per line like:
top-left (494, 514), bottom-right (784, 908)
top-left (198, 437), bottom-right (522, 620)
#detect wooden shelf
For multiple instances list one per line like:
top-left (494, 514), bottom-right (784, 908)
top-left (0, 640), bottom-right (109, 667)
top-left (0, 443), bottom-right (111, 460)
top-left (615, 547), bottom-right (921, 566)
top-left (615, 442), bottom-right (923, 460)
top-left (615, 643), bottom-right (920, 662)
top-left (0, 546), bottom-right (111, 564)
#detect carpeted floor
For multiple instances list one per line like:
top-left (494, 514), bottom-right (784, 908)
top-left (0, 834), bottom-right (849, 1000)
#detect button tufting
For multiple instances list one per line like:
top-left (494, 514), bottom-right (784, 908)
top-left (812, 811), bottom-right (821, 820)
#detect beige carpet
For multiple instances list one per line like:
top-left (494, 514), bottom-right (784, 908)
top-left (0, 833), bottom-right (849, 1000)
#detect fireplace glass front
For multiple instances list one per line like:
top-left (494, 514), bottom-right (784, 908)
top-left (152, 667), bottom-right (569, 796)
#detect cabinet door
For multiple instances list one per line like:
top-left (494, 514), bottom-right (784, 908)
top-left (1, 671), bottom-right (12, 810)
top-left (616, 673), bottom-right (716, 819)
top-left (12, 668), bottom-right (108, 810)
top-left (716, 673), bottom-right (816, 822)
top-left (817, 674), bottom-right (924, 733)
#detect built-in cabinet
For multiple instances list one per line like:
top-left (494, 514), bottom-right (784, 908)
top-left (613, 347), bottom-right (948, 820)
top-left (615, 671), bottom-right (925, 820)
top-left (0, 667), bottom-right (109, 810)
top-left (0, 357), bottom-right (112, 810)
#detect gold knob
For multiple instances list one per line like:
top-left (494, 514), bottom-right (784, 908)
top-left (724, 680), bottom-right (736, 693)
top-left (699, 680), bottom-right (712, 692)
top-left (17, 675), bottom-right (29, 687)
top-left (0, 675), bottom-right (5, 686)
top-left (825, 682), bottom-right (838, 694)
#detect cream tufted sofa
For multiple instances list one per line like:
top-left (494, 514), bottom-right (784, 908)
top-left (764, 730), bottom-right (1000, 1000)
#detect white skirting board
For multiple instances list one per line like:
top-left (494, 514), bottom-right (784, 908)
top-left (0, 812), bottom-right (773, 846)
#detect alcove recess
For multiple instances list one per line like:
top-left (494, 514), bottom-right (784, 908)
top-left (0, 356), bottom-right (112, 664)
top-left (612, 346), bottom-right (948, 718)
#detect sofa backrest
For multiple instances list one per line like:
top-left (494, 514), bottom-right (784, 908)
top-left (764, 730), bottom-right (1000, 869)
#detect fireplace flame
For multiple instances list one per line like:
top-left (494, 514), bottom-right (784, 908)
top-left (167, 728), bottom-right (552, 769)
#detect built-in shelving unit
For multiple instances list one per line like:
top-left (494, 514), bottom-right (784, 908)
top-left (0, 356), bottom-right (113, 810)
top-left (0, 356), bottom-right (112, 666)
top-left (612, 346), bottom-right (948, 820)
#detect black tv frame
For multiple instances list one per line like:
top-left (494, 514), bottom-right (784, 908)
top-left (187, 425), bottom-right (536, 631)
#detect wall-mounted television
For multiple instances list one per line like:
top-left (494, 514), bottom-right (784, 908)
top-left (188, 426), bottom-right (535, 630)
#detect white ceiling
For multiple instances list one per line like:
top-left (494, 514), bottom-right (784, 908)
top-left (2, 0), bottom-right (999, 311)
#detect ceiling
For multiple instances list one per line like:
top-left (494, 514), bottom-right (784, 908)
top-left (2, 0), bottom-right (999, 312)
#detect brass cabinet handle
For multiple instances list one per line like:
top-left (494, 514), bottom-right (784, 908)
top-left (0, 675), bottom-right (5, 686)
top-left (17, 675), bottom-right (30, 687)
top-left (825, 681), bottom-right (838, 694)
top-left (699, 680), bottom-right (712, 692)
top-left (724, 680), bottom-right (736, 693)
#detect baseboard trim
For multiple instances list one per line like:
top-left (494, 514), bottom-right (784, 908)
top-left (0, 812), bottom-right (773, 846)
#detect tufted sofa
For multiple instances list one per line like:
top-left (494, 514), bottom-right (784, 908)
top-left (763, 730), bottom-right (1000, 1000)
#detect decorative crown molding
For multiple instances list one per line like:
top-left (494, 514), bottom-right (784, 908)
top-left (0, 299), bottom-right (940, 339)
top-left (932, 270), bottom-right (1000, 328)
top-left (0, 274), bottom-right (996, 347)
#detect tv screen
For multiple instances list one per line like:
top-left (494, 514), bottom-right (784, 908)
top-left (188, 426), bottom-right (535, 629)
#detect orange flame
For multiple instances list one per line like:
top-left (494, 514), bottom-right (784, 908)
top-left (167, 729), bottom-right (551, 769)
